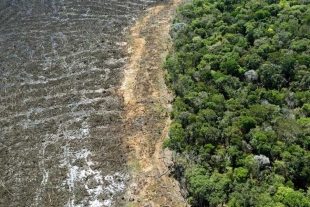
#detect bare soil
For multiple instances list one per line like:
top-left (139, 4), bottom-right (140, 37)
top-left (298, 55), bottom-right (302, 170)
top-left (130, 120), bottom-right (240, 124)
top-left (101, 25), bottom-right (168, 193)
top-left (0, 0), bottom-right (187, 206)
top-left (119, 0), bottom-right (189, 206)
top-left (0, 0), bottom-right (172, 206)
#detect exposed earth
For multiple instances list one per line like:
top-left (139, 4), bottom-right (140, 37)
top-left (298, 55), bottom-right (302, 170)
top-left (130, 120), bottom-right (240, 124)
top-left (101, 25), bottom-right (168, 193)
top-left (0, 0), bottom-right (187, 206)
top-left (119, 0), bottom-right (189, 206)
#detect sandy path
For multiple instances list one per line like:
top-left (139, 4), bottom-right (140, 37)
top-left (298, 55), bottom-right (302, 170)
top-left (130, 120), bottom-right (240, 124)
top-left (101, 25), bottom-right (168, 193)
top-left (118, 0), bottom-right (189, 206)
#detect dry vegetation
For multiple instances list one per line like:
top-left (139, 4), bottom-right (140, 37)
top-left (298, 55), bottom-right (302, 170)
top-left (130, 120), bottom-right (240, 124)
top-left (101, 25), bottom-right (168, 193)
top-left (119, 0), bottom-right (189, 206)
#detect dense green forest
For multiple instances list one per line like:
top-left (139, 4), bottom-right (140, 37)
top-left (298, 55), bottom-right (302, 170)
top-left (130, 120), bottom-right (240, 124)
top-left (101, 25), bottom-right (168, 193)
top-left (163, 0), bottom-right (310, 206)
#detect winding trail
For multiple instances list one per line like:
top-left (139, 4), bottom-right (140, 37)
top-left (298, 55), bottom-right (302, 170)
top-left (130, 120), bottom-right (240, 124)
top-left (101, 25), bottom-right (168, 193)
top-left (118, 0), bottom-right (189, 206)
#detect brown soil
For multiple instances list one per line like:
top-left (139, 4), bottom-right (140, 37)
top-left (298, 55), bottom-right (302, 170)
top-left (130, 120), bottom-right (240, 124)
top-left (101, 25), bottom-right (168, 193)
top-left (118, 0), bottom-right (189, 206)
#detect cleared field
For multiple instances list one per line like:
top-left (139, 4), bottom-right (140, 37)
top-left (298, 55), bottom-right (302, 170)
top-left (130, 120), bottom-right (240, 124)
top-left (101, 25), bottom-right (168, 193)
top-left (0, 0), bottom-right (164, 206)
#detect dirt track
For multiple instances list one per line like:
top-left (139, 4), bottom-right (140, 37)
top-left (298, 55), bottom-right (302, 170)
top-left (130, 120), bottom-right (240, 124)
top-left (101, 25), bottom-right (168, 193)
top-left (119, 0), bottom-right (189, 206)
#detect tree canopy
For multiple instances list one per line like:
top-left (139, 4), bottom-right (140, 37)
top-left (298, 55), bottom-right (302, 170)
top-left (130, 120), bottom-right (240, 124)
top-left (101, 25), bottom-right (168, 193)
top-left (164, 0), bottom-right (310, 206)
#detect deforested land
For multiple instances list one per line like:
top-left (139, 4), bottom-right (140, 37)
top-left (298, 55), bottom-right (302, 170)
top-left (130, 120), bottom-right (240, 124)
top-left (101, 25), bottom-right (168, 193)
top-left (0, 0), bottom-right (185, 206)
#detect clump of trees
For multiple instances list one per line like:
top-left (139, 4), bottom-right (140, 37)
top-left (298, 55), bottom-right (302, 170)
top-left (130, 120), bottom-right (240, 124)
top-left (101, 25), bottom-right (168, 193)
top-left (164, 0), bottom-right (310, 206)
